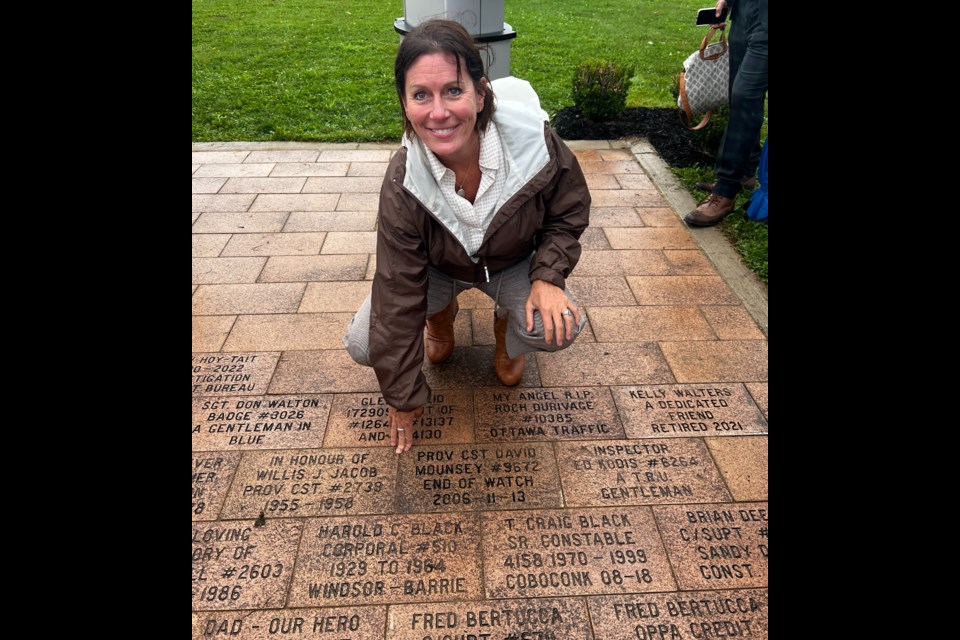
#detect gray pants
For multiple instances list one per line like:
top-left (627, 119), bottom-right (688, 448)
top-left (344, 255), bottom-right (584, 366)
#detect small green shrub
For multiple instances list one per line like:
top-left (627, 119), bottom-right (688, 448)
top-left (572, 60), bottom-right (634, 121)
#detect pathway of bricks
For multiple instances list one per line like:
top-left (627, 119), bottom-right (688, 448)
top-left (192, 140), bottom-right (769, 640)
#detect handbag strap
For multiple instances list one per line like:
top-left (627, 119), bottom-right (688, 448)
top-left (677, 72), bottom-right (713, 131)
top-left (700, 24), bottom-right (727, 61)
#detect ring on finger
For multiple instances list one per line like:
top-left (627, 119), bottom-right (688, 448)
top-left (562, 309), bottom-right (573, 317)
top-left (397, 428), bottom-right (405, 432)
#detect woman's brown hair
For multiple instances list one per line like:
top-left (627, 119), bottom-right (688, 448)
top-left (395, 19), bottom-right (496, 140)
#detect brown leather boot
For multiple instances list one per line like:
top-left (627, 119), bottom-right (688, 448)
top-left (425, 298), bottom-right (458, 363)
top-left (494, 313), bottom-right (525, 386)
top-left (684, 193), bottom-right (735, 227)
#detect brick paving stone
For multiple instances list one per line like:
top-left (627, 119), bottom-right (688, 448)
top-left (605, 228), bottom-right (697, 250)
top-left (611, 383), bottom-right (767, 439)
top-left (481, 506), bottom-right (677, 598)
top-left (220, 447), bottom-right (398, 518)
top-left (386, 598), bottom-right (592, 640)
top-left (299, 281), bottom-right (371, 313)
top-left (474, 386), bottom-right (624, 443)
top-left (192, 394), bottom-right (331, 452)
top-left (321, 231), bottom-right (378, 254)
top-left (700, 305), bottom-right (766, 340)
top-left (555, 438), bottom-right (731, 507)
top-left (269, 162), bottom-right (350, 177)
top-left (251, 194), bottom-right (340, 212)
top-left (705, 436), bottom-right (768, 501)
top-left (536, 343), bottom-right (675, 387)
top-left (193, 257), bottom-right (267, 284)
top-left (191, 519), bottom-right (301, 611)
top-left (586, 306), bottom-right (715, 342)
top-left (269, 350), bottom-right (381, 395)
top-left (192, 283), bottom-right (306, 315)
top-left (566, 276), bottom-right (637, 306)
top-left (192, 151), bottom-right (250, 164)
top-left (652, 502), bottom-right (768, 590)
top-left (591, 190), bottom-right (670, 208)
top-left (192, 452), bottom-right (243, 522)
top-left (587, 589), bottom-right (769, 640)
top-left (193, 212), bottom-right (290, 234)
top-left (637, 207), bottom-right (684, 227)
top-left (193, 234), bottom-right (231, 257)
top-left (192, 606), bottom-right (387, 640)
top-left (284, 211), bottom-right (377, 232)
top-left (585, 174), bottom-right (621, 190)
top-left (259, 255), bottom-right (368, 283)
top-left (193, 177), bottom-right (227, 193)
top-left (191, 352), bottom-right (281, 397)
top-left (287, 513), bottom-right (483, 606)
top-left (220, 177), bottom-right (306, 194)
top-left (397, 442), bottom-right (562, 513)
top-left (193, 194), bottom-right (257, 213)
top-left (660, 341), bottom-right (768, 383)
top-left (222, 232), bottom-right (327, 257)
top-left (246, 150), bottom-right (320, 163)
top-left (347, 162), bottom-right (390, 176)
top-left (614, 173), bottom-right (657, 189)
top-left (192, 316), bottom-right (236, 352)
top-left (589, 207), bottom-right (645, 227)
top-left (745, 382), bottom-right (768, 419)
top-left (223, 313), bottom-right (356, 352)
top-left (626, 276), bottom-right (739, 305)
top-left (193, 163), bottom-right (276, 177)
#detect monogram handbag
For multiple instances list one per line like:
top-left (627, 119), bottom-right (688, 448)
top-left (677, 25), bottom-right (729, 130)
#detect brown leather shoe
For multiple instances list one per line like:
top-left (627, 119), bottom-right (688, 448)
top-left (684, 193), bottom-right (736, 227)
top-left (424, 298), bottom-right (458, 363)
top-left (494, 313), bottom-right (524, 386)
top-left (694, 176), bottom-right (757, 192)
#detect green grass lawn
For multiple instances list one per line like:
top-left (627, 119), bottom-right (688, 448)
top-left (193, 0), bottom-right (719, 141)
top-left (193, 0), bottom-right (766, 283)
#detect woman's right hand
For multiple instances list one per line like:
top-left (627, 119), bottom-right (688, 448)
top-left (389, 405), bottom-right (424, 454)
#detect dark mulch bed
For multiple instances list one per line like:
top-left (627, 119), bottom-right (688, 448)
top-left (552, 106), bottom-right (715, 168)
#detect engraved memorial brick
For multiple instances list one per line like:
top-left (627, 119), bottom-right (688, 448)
top-left (221, 448), bottom-right (398, 518)
top-left (324, 390), bottom-right (474, 447)
top-left (192, 606), bottom-right (387, 640)
top-left (612, 384), bottom-right (767, 439)
top-left (397, 443), bottom-right (562, 512)
top-left (192, 519), bottom-right (302, 611)
top-left (475, 387), bottom-right (625, 442)
top-left (482, 507), bottom-right (677, 598)
top-left (587, 589), bottom-right (768, 640)
top-left (192, 395), bottom-right (331, 451)
top-left (653, 502), bottom-right (769, 590)
top-left (193, 452), bottom-right (242, 521)
top-left (192, 352), bottom-right (280, 397)
top-left (288, 514), bottom-right (482, 606)
top-left (556, 439), bottom-right (731, 507)
top-left (386, 597), bottom-right (592, 640)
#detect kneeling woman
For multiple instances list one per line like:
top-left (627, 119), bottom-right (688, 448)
top-left (345, 19), bottom-right (591, 454)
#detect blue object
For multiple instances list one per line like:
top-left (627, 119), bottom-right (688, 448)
top-left (746, 137), bottom-right (768, 222)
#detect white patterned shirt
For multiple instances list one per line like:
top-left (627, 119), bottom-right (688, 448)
top-left (421, 122), bottom-right (506, 257)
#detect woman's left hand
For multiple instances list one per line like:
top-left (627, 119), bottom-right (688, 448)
top-left (525, 280), bottom-right (580, 346)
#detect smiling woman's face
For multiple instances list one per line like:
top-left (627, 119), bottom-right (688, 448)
top-left (402, 52), bottom-right (486, 166)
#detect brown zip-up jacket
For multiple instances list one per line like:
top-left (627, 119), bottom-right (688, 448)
top-left (369, 103), bottom-right (590, 411)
